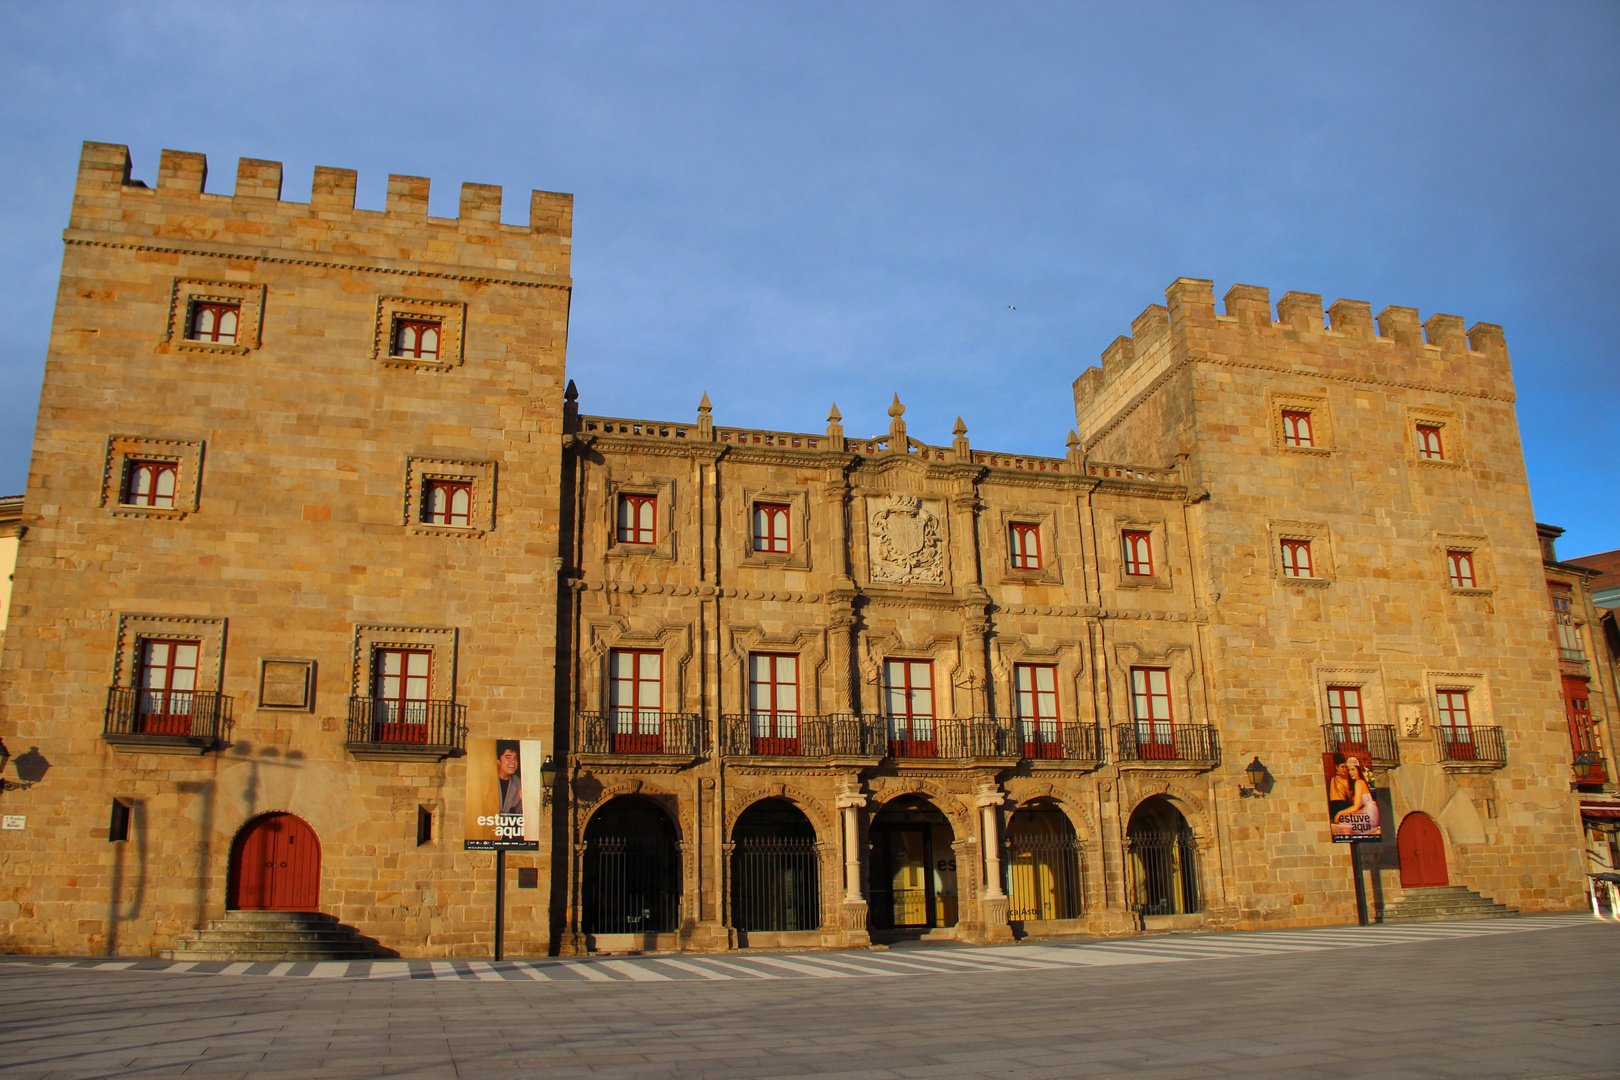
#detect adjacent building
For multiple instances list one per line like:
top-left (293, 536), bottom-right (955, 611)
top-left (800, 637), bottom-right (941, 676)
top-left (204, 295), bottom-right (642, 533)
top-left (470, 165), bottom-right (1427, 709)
top-left (0, 143), bottom-right (1606, 958)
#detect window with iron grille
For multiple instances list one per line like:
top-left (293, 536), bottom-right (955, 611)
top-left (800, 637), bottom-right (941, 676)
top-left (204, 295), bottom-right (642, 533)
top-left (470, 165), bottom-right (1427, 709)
top-left (1446, 550), bottom-right (1476, 589)
top-left (748, 653), bottom-right (799, 750)
top-left (1551, 585), bottom-right (1584, 660)
top-left (1280, 538), bottom-right (1313, 578)
top-left (616, 494), bottom-right (656, 545)
top-left (1009, 523), bottom-right (1042, 570)
top-left (392, 318), bottom-right (441, 361)
top-left (1281, 410), bottom-right (1314, 447)
top-left (1014, 663), bottom-right (1059, 756)
top-left (1122, 531), bottom-right (1153, 576)
top-left (188, 301), bottom-right (240, 344)
top-left (122, 460), bottom-right (178, 508)
top-left (753, 503), bottom-right (790, 553)
top-left (884, 659), bottom-right (934, 748)
top-left (610, 649), bottom-right (663, 748)
top-left (422, 479), bottom-right (472, 527)
top-left (1416, 424), bottom-right (1445, 460)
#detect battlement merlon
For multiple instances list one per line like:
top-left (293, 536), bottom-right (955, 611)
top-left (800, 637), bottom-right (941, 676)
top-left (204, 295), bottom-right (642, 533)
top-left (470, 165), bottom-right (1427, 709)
top-left (67, 142), bottom-right (573, 285)
top-left (1074, 276), bottom-right (1515, 438)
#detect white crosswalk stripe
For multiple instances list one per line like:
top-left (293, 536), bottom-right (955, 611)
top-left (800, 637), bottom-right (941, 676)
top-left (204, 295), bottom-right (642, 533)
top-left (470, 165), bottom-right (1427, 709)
top-left (4, 913), bottom-right (1602, 984)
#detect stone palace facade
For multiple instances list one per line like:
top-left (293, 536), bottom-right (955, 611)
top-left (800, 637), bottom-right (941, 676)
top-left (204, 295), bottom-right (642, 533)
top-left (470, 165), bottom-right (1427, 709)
top-left (0, 143), bottom-right (1609, 958)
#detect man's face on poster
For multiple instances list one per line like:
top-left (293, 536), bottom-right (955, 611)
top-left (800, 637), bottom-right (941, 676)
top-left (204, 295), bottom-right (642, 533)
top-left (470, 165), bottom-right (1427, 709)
top-left (497, 748), bottom-right (519, 780)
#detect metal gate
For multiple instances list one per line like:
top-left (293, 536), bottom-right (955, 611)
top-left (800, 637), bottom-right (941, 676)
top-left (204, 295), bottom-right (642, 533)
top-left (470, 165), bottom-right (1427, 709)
top-left (1006, 834), bottom-right (1083, 920)
top-left (583, 835), bottom-right (679, 935)
top-left (730, 835), bottom-right (821, 931)
top-left (1127, 821), bottom-right (1199, 916)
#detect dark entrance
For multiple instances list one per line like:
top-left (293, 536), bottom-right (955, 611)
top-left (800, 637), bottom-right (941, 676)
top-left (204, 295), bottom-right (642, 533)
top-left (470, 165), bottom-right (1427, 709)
top-left (1126, 796), bottom-right (1199, 916)
top-left (582, 796), bottom-right (680, 935)
top-left (1006, 800), bottom-right (1084, 921)
top-left (729, 798), bottom-right (820, 932)
top-left (1397, 812), bottom-right (1448, 887)
top-left (229, 813), bottom-right (321, 911)
top-left (868, 795), bottom-right (958, 931)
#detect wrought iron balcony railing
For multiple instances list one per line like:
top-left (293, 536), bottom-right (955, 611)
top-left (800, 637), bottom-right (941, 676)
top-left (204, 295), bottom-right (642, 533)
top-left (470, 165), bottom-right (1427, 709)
top-left (346, 697), bottom-right (468, 757)
top-left (719, 713), bottom-right (885, 757)
top-left (1321, 724), bottom-right (1401, 767)
top-left (1434, 725), bottom-right (1507, 767)
top-left (576, 710), bottom-right (707, 756)
top-left (1113, 722), bottom-right (1220, 766)
top-left (104, 687), bottom-right (232, 749)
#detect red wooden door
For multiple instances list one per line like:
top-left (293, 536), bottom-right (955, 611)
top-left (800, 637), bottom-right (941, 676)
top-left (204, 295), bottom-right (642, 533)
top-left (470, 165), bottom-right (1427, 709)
top-left (231, 813), bottom-right (321, 911)
top-left (1397, 812), bottom-right (1447, 888)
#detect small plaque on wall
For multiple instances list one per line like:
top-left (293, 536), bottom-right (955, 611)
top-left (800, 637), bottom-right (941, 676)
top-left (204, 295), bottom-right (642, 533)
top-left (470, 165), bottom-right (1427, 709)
top-left (260, 660), bottom-right (314, 710)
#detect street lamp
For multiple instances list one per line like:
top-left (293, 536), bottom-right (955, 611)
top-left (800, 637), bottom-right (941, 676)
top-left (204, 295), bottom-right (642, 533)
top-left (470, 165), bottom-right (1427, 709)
top-left (1240, 756), bottom-right (1271, 798)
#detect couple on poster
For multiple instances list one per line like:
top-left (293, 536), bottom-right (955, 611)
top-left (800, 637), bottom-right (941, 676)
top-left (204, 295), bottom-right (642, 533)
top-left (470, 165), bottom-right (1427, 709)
top-left (1325, 752), bottom-right (1382, 842)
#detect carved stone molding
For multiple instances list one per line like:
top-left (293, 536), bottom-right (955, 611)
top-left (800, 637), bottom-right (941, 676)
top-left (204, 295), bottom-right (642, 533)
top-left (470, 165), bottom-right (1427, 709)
top-left (868, 494), bottom-right (946, 586)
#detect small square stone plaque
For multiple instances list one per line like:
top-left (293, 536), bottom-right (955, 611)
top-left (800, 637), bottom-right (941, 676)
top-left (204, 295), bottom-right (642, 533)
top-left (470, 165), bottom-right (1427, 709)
top-left (260, 660), bottom-right (314, 709)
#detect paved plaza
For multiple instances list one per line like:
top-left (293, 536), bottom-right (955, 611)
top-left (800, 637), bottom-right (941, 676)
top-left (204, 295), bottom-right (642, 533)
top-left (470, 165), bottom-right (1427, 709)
top-left (0, 915), bottom-right (1615, 1079)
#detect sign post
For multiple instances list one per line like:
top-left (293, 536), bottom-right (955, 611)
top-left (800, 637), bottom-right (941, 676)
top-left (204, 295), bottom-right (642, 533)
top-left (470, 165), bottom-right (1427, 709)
top-left (464, 737), bottom-right (543, 961)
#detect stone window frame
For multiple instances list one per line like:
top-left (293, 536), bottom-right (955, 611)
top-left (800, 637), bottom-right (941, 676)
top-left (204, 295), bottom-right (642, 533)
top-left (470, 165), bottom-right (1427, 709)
top-left (403, 456), bottom-right (494, 538)
top-left (1267, 519), bottom-right (1334, 587)
top-left (1422, 668), bottom-right (1496, 733)
top-left (1407, 405), bottom-right (1465, 469)
top-left (164, 279), bottom-right (265, 356)
top-left (724, 623), bottom-right (828, 716)
top-left (585, 621), bottom-right (694, 715)
top-left (1268, 390), bottom-right (1333, 456)
top-left (739, 487), bottom-right (811, 570)
top-left (352, 624), bottom-right (458, 702)
top-left (101, 435), bottom-right (205, 520)
top-left (1107, 640), bottom-right (1198, 729)
top-left (1108, 512), bottom-right (1171, 592)
top-left (373, 296), bottom-right (466, 372)
top-left (1313, 664), bottom-right (1389, 736)
top-left (995, 506), bottom-right (1062, 585)
top-left (112, 613), bottom-right (226, 693)
top-left (1435, 533), bottom-right (1493, 596)
top-left (258, 658), bottom-right (317, 712)
top-left (605, 474), bottom-right (679, 563)
top-left (992, 639), bottom-right (1088, 727)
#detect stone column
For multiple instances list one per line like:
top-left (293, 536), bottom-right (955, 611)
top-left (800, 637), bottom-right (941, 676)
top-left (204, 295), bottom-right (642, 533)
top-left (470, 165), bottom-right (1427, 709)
top-left (975, 784), bottom-right (1013, 943)
top-left (836, 782), bottom-right (870, 947)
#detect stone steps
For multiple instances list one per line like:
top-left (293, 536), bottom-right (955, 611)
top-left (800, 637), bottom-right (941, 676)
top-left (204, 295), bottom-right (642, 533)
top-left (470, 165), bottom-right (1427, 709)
top-left (167, 910), bottom-right (393, 961)
top-left (1381, 885), bottom-right (1518, 923)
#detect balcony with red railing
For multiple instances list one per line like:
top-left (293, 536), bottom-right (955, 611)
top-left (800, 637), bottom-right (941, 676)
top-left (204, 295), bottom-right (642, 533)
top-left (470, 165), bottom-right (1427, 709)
top-left (719, 714), bottom-right (885, 758)
top-left (1321, 724), bottom-right (1401, 768)
top-left (576, 710), bottom-right (707, 759)
top-left (345, 697), bottom-right (468, 761)
top-left (103, 687), bottom-right (233, 754)
top-left (1113, 722), bottom-right (1220, 769)
top-left (1434, 725), bottom-right (1507, 768)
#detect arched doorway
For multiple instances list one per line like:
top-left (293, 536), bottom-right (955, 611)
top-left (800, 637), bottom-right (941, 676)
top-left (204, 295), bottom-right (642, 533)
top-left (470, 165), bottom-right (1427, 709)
top-left (1126, 796), bottom-right (1199, 916)
top-left (1398, 812), bottom-right (1448, 887)
top-left (729, 798), bottom-right (821, 934)
top-left (229, 813), bottom-right (321, 911)
top-left (1006, 800), bottom-right (1084, 922)
top-left (582, 796), bottom-right (681, 936)
top-left (869, 795), bottom-right (958, 931)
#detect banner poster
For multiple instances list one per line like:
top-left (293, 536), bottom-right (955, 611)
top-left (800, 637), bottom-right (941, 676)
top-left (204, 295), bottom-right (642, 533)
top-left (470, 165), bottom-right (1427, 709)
top-left (1324, 750), bottom-right (1383, 843)
top-left (464, 737), bottom-right (542, 850)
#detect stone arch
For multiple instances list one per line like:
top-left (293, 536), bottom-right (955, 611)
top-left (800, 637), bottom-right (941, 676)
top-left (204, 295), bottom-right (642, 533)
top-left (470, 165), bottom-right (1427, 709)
top-left (724, 782), bottom-right (836, 845)
top-left (581, 778), bottom-right (689, 844)
top-left (1120, 777), bottom-right (1214, 847)
top-left (1004, 780), bottom-right (1096, 838)
top-left (867, 777), bottom-right (974, 839)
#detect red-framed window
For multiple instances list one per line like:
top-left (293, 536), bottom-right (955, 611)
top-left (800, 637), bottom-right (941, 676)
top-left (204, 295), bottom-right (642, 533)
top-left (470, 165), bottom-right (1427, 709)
top-left (373, 648), bottom-right (431, 740)
top-left (616, 494), bottom-right (656, 545)
top-left (1565, 675), bottom-right (1605, 783)
top-left (122, 460), bottom-right (178, 508)
top-left (1014, 663), bottom-right (1059, 759)
top-left (884, 659), bottom-right (935, 755)
top-left (138, 639), bottom-right (199, 735)
top-left (1551, 584), bottom-right (1583, 660)
top-left (1131, 666), bottom-right (1174, 759)
top-left (1280, 538), bottom-right (1313, 578)
top-left (423, 479), bottom-right (472, 527)
top-left (1281, 410), bottom-right (1314, 447)
top-left (392, 319), bottom-right (441, 360)
top-left (188, 302), bottom-right (240, 344)
top-left (748, 653), bottom-right (799, 753)
top-left (610, 649), bottom-right (663, 752)
top-left (1123, 530), bottom-right (1153, 576)
top-left (1326, 685), bottom-right (1366, 748)
top-left (1416, 424), bottom-right (1445, 460)
top-left (753, 503), bottom-right (790, 553)
top-left (1446, 550), bottom-right (1476, 589)
top-left (1009, 523), bottom-right (1042, 570)
top-left (1436, 688), bottom-right (1475, 759)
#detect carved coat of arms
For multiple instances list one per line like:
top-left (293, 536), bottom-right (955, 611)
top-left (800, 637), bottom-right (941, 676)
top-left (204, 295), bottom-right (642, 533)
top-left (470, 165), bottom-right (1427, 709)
top-left (869, 494), bottom-right (945, 585)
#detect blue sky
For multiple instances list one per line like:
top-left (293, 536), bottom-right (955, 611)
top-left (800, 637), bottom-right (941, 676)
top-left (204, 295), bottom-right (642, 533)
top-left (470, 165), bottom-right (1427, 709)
top-left (0, 1), bottom-right (1615, 553)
